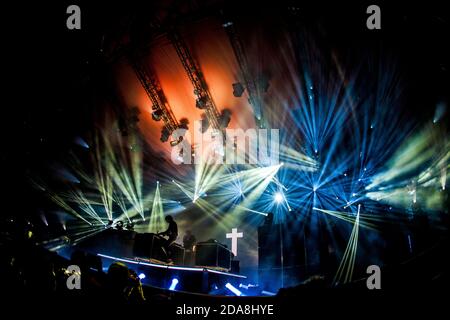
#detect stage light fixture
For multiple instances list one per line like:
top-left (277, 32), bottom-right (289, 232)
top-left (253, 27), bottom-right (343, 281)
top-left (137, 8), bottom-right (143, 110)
top-left (219, 109), bottom-right (232, 128)
top-left (196, 96), bottom-right (208, 109)
top-left (225, 283), bottom-right (242, 296)
top-left (125, 221), bottom-right (134, 231)
top-left (152, 109), bottom-right (163, 121)
top-left (261, 290), bottom-right (276, 296)
top-left (74, 136), bottom-right (89, 149)
top-left (160, 126), bottom-right (171, 142)
top-left (169, 278), bottom-right (179, 291)
top-left (232, 82), bottom-right (245, 97)
top-left (138, 273), bottom-right (146, 280)
top-left (170, 136), bottom-right (183, 147)
top-left (114, 220), bottom-right (124, 230)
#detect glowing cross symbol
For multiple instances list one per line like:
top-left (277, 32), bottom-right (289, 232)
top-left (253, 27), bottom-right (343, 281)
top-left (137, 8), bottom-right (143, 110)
top-left (226, 228), bottom-right (243, 256)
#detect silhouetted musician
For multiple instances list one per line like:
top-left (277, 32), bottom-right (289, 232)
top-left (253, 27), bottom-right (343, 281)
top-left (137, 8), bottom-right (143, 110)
top-left (183, 230), bottom-right (196, 251)
top-left (157, 215), bottom-right (178, 262)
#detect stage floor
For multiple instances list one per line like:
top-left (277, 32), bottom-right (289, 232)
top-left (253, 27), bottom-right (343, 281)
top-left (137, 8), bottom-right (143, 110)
top-left (97, 253), bottom-right (247, 294)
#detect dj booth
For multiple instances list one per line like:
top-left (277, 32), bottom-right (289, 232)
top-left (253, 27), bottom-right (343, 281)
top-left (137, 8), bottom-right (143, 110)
top-left (73, 229), bottom-right (241, 294)
top-left (133, 232), bottom-right (186, 265)
top-left (195, 241), bottom-right (232, 270)
top-left (77, 229), bottom-right (234, 271)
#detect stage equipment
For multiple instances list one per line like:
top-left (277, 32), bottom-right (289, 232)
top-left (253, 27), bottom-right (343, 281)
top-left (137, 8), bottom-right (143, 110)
top-left (98, 254), bottom-right (246, 294)
top-left (258, 223), bottom-right (306, 291)
top-left (133, 232), bottom-right (167, 261)
top-left (222, 18), bottom-right (264, 124)
top-left (170, 136), bottom-right (184, 147)
top-left (232, 82), bottom-right (245, 97)
top-left (225, 283), bottom-right (242, 296)
top-left (184, 248), bottom-right (196, 266)
top-left (195, 240), bottom-right (233, 270)
top-left (274, 192), bottom-right (284, 203)
top-left (128, 52), bottom-right (186, 143)
top-left (169, 278), bottom-right (179, 290)
top-left (170, 243), bottom-right (186, 265)
top-left (169, 30), bottom-right (225, 131)
top-left (231, 260), bottom-right (240, 274)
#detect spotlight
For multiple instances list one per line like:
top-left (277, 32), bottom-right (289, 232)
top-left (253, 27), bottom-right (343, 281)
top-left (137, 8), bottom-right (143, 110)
top-left (232, 82), bottom-right (245, 97)
top-left (219, 109), bottom-right (232, 128)
top-left (115, 220), bottom-right (124, 231)
top-left (274, 192), bottom-right (283, 203)
top-left (169, 278), bottom-right (179, 291)
top-left (160, 126), bottom-right (171, 142)
top-left (152, 109), bottom-right (163, 121)
top-left (170, 136), bottom-right (183, 147)
top-left (74, 136), bottom-right (89, 149)
top-left (225, 283), bottom-right (242, 296)
top-left (178, 118), bottom-right (189, 130)
top-left (125, 221), bottom-right (135, 231)
top-left (196, 96), bottom-right (208, 109)
top-left (138, 273), bottom-right (146, 280)
top-left (239, 283), bottom-right (251, 290)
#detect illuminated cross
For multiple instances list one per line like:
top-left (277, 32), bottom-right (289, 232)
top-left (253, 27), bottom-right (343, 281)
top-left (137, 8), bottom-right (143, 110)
top-left (226, 228), bottom-right (243, 256)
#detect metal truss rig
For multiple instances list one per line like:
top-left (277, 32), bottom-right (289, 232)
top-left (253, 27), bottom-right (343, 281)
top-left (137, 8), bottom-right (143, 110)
top-left (169, 30), bottom-right (222, 131)
top-left (129, 54), bottom-right (180, 141)
top-left (223, 20), bottom-right (263, 124)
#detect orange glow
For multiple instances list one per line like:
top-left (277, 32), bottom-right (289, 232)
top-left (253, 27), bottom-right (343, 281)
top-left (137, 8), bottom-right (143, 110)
top-left (114, 18), bottom-right (258, 161)
top-left (112, 15), bottom-right (305, 171)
